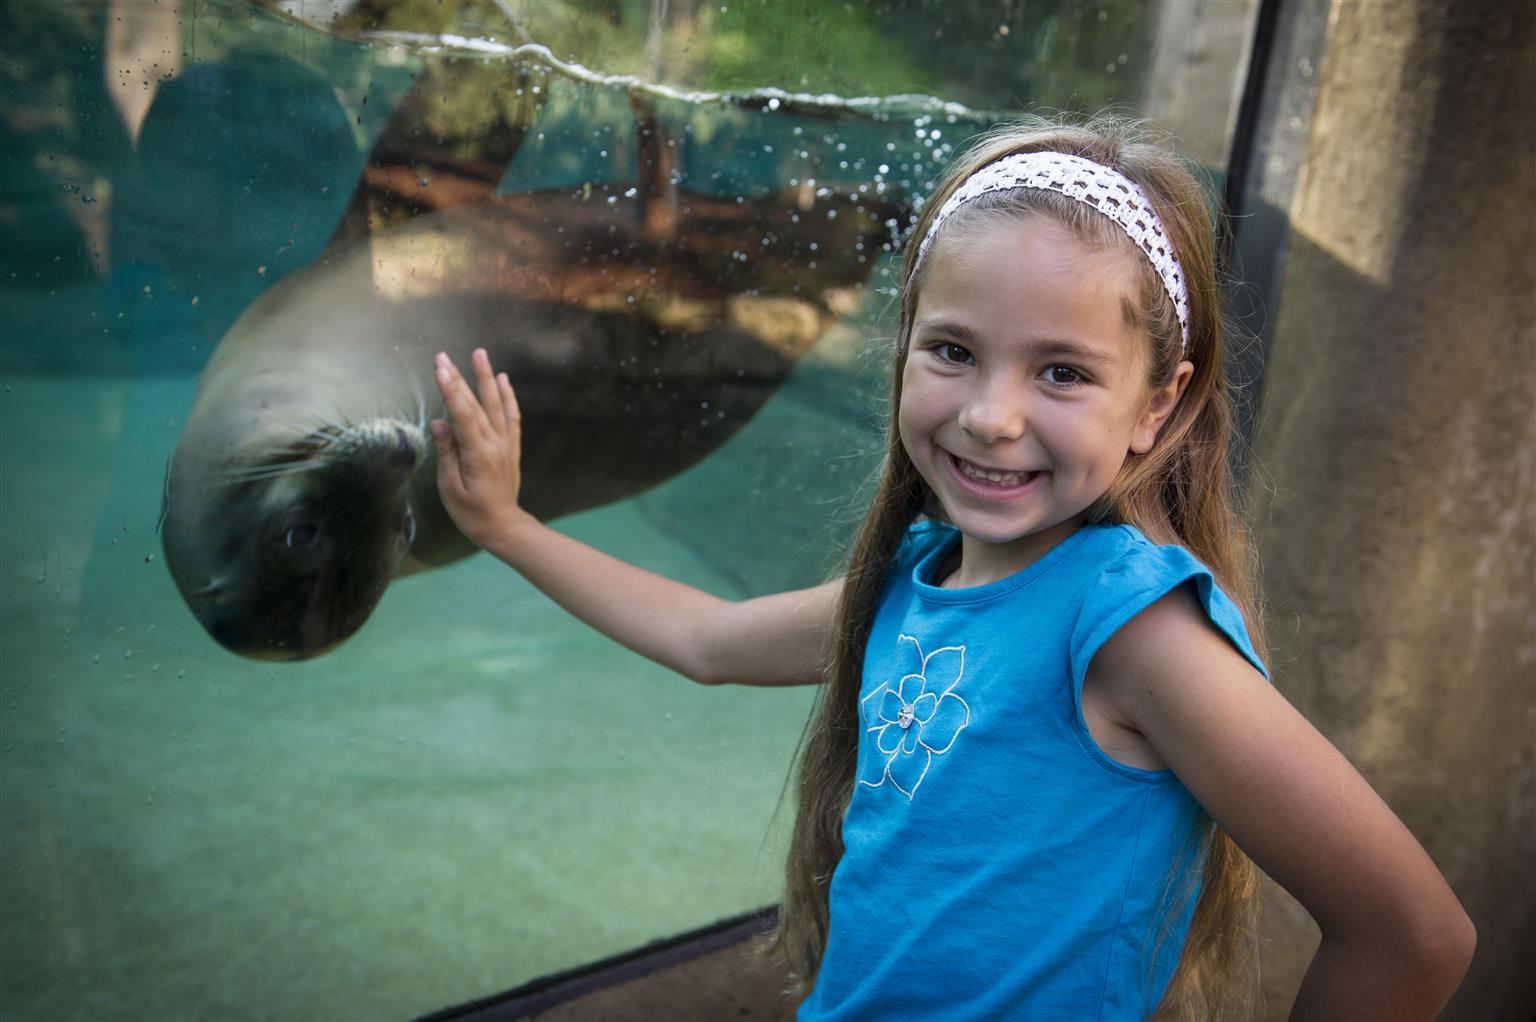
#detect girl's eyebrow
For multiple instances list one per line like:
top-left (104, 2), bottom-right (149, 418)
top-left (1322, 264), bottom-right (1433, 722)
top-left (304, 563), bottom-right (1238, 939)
top-left (914, 318), bottom-right (1119, 367)
top-left (1031, 339), bottom-right (1119, 367)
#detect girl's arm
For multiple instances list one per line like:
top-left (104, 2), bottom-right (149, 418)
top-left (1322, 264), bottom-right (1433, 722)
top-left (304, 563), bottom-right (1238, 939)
top-left (1087, 586), bottom-right (1475, 1020)
top-left (431, 348), bottom-right (839, 687)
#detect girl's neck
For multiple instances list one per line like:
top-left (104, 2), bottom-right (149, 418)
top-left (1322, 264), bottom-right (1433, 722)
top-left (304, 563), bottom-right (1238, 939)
top-left (939, 517), bottom-right (1086, 589)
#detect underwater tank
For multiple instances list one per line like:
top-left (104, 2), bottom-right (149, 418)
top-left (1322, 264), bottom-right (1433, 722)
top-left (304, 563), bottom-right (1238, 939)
top-left (0, 2), bottom-right (1259, 1017)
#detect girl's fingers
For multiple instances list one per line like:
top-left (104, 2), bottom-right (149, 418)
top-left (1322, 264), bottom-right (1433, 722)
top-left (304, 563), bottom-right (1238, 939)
top-left (471, 347), bottom-right (507, 435)
top-left (498, 372), bottom-right (523, 488)
top-left (429, 418), bottom-right (463, 490)
top-left (434, 352), bottom-right (485, 445)
top-left (498, 372), bottom-right (521, 441)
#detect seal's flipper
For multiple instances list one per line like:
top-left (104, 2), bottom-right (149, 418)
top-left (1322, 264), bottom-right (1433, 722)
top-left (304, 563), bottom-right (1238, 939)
top-left (327, 55), bottom-right (548, 248)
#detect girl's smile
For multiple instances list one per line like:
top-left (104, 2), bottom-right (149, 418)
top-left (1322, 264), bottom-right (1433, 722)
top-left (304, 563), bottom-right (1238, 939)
top-left (943, 450), bottom-right (1046, 497)
top-left (898, 214), bottom-right (1187, 588)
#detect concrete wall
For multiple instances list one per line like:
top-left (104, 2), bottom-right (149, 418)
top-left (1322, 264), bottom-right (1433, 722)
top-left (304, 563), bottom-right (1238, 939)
top-left (1249, 0), bottom-right (1535, 1017)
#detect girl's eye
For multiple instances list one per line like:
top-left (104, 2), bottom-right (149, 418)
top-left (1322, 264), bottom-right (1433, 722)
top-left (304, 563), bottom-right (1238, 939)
top-left (1044, 365), bottom-right (1083, 386)
top-left (933, 342), bottom-right (973, 365)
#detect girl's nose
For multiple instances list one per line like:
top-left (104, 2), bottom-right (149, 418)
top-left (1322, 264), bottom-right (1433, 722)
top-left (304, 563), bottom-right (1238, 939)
top-left (958, 379), bottom-right (1027, 443)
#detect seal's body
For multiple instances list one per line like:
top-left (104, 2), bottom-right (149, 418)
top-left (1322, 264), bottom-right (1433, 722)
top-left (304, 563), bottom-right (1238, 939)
top-left (161, 184), bottom-right (898, 660)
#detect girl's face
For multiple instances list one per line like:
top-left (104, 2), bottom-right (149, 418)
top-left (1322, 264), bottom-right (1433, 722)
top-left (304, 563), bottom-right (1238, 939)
top-left (898, 214), bottom-right (1188, 586)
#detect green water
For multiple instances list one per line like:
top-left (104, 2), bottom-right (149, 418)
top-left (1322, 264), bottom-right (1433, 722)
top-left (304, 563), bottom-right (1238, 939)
top-left (2, 4), bottom-right (903, 1013)
top-left (0, 352), bottom-right (887, 1018)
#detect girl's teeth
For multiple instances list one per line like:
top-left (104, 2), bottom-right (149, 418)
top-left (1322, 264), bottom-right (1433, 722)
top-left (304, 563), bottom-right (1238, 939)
top-left (958, 457), bottom-right (1031, 485)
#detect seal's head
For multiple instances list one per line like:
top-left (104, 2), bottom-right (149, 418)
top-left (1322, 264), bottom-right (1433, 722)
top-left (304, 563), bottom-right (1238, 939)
top-left (161, 417), bottom-right (429, 660)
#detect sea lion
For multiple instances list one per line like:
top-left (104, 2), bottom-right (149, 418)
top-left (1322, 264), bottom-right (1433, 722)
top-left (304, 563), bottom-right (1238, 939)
top-left (160, 175), bottom-right (903, 660)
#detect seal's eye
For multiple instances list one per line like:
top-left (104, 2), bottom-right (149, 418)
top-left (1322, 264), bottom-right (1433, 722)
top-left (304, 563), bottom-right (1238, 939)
top-left (403, 509), bottom-right (417, 546)
top-left (285, 525), bottom-right (320, 549)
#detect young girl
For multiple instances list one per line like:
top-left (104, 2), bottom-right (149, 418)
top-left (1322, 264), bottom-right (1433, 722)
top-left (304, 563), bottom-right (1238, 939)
top-left (428, 117), bottom-right (1474, 1020)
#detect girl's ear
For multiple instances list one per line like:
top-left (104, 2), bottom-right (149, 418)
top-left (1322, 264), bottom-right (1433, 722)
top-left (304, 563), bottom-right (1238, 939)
top-left (1130, 360), bottom-right (1194, 455)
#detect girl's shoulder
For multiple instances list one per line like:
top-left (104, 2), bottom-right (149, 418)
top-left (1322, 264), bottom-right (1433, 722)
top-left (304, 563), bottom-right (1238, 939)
top-left (1080, 522), bottom-right (1210, 583)
top-left (1070, 523), bottom-right (1269, 681)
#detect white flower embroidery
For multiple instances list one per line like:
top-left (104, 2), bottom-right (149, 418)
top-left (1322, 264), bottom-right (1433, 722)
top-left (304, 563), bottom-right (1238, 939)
top-left (858, 634), bottom-right (970, 799)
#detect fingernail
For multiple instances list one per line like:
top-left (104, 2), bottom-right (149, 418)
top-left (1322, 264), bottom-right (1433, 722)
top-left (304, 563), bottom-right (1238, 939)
top-left (429, 420), bottom-right (446, 437)
top-left (437, 367), bottom-right (449, 383)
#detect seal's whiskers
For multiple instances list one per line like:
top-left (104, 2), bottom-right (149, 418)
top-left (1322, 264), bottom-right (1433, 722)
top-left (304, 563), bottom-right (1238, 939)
top-left (394, 345), bottom-right (429, 434)
top-left (219, 460), bottom-right (329, 485)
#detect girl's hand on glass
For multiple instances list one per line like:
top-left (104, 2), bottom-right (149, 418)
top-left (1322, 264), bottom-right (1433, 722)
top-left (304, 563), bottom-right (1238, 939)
top-left (431, 348), bottom-right (533, 549)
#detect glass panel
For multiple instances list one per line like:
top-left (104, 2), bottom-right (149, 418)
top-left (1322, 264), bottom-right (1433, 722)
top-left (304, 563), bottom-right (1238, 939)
top-left (1, 1), bottom-right (1257, 1017)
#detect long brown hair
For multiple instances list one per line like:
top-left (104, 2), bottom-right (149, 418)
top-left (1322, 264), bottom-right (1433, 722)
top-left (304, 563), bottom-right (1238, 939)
top-left (768, 114), bottom-right (1268, 1019)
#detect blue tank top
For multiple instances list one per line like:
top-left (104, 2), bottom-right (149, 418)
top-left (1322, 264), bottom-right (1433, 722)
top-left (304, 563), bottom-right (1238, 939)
top-left (797, 521), bottom-right (1268, 1021)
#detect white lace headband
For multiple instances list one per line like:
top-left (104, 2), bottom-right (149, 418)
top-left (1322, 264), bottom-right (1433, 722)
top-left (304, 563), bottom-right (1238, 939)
top-left (914, 151), bottom-right (1191, 351)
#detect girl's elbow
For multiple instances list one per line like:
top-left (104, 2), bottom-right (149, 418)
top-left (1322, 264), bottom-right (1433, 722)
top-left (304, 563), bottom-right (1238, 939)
top-left (1430, 907), bottom-right (1477, 981)
top-left (682, 651), bottom-right (726, 686)
top-left (686, 648), bottom-right (747, 686)
top-left (691, 666), bottom-right (727, 687)
top-left (1402, 900), bottom-right (1477, 993)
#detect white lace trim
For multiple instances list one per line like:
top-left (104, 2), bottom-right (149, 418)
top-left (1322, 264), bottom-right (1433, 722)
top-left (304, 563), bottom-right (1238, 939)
top-left (914, 152), bottom-right (1191, 350)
